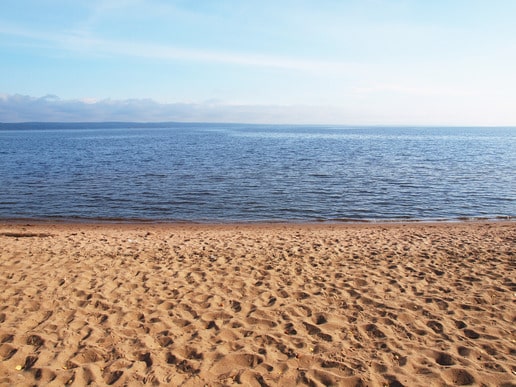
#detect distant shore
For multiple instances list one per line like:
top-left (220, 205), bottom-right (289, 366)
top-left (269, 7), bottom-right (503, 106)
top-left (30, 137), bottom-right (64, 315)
top-left (0, 221), bottom-right (514, 386)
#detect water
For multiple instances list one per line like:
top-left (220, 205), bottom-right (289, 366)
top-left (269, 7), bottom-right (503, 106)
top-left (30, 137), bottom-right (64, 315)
top-left (0, 123), bottom-right (514, 222)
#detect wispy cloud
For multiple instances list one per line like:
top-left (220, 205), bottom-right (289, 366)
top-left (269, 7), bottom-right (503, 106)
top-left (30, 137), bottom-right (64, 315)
top-left (0, 22), bottom-right (357, 74)
top-left (94, 39), bottom-right (357, 73)
top-left (352, 83), bottom-right (478, 97)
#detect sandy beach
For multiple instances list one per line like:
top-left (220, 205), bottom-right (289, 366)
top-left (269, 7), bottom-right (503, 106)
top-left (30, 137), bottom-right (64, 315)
top-left (0, 221), bottom-right (514, 386)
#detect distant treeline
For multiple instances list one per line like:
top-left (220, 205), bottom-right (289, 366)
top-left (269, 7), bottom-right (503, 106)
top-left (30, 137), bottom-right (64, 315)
top-left (0, 122), bottom-right (185, 130)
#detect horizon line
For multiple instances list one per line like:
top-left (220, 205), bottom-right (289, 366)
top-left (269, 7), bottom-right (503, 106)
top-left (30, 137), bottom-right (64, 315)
top-left (1, 121), bottom-right (515, 128)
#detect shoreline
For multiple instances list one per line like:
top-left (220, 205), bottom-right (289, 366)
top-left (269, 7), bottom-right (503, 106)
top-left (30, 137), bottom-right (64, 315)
top-left (1, 220), bottom-right (515, 235)
top-left (1, 221), bottom-right (514, 386)
top-left (0, 215), bottom-right (513, 226)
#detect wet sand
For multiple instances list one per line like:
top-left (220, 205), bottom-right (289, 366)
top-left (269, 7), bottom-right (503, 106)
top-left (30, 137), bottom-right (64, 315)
top-left (0, 222), bottom-right (514, 386)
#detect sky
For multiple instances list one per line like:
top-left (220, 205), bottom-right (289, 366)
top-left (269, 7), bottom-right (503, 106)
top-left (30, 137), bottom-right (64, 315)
top-left (1, 0), bottom-right (515, 125)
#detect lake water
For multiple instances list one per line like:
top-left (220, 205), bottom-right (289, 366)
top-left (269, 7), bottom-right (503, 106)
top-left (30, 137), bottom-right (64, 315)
top-left (0, 123), bottom-right (514, 222)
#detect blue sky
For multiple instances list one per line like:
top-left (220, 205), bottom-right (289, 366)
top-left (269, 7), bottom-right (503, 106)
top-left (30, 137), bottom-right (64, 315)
top-left (1, 0), bottom-right (515, 124)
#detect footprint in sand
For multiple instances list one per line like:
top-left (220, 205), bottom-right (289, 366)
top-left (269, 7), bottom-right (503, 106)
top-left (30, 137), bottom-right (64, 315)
top-left (23, 355), bottom-right (38, 371)
top-left (0, 343), bottom-right (17, 360)
top-left (433, 351), bottom-right (456, 366)
top-left (103, 369), bottom-right (124, 385)
top-left (26, 334), bottom-right (44, 348)
top-left (0, 334), bottom-right (14, 343)
top-left (463, 329), bottom-right (480, 339)
top-left (443, 368), bottom-right (476, 385)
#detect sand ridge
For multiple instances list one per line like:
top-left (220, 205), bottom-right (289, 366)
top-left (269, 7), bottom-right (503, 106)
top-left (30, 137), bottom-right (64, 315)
top-left (0, 222), bottom-right (514, 386)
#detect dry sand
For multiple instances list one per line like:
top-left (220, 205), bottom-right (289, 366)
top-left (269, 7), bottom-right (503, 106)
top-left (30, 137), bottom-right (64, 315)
top-left (0, 221), bottom-right (514, 386)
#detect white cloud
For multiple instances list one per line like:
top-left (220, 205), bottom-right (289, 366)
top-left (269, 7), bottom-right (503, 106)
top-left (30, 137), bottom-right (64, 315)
top-left (0, 93), bottom-right (351, 124)
top-left (1, 93), bottom-right (515, 126)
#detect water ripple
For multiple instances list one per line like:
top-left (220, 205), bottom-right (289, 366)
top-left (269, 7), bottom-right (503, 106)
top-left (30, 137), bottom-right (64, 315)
top-left (0, 124), bottom-right (514, 222)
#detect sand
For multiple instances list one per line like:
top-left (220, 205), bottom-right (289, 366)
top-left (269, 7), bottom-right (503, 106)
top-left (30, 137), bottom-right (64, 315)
top-left (0, 221), bottom-right (514, 386)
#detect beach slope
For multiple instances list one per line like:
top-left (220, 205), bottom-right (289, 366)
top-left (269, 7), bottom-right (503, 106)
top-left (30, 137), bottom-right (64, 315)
top-left (0, 222), bottom-right (514, 386)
